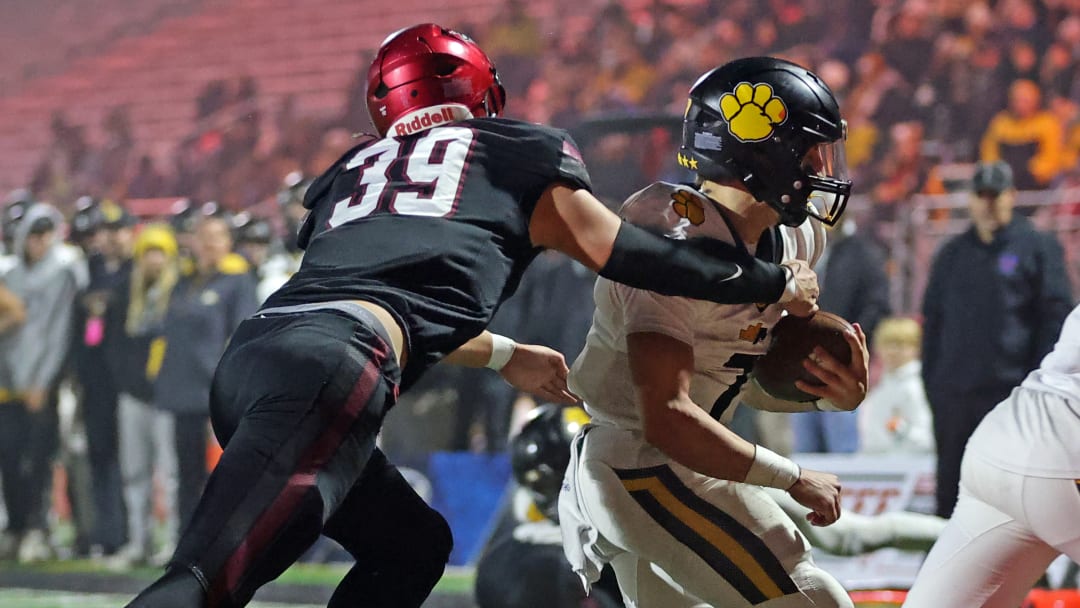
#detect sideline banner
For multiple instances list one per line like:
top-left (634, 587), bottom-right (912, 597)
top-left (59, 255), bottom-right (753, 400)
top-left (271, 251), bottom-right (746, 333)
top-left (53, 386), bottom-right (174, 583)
top-left (795, 453), bottom-right (937, 591)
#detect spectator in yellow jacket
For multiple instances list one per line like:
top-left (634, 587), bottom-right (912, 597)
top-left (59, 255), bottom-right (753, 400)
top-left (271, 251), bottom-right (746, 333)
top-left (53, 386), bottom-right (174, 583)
top-left (980, 79), bottom-right (1065, 190)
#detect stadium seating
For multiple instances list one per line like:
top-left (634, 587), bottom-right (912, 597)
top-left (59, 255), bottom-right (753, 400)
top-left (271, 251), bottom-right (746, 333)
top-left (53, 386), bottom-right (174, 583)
top-left (0, 0), bottom-right (206, 97)
top-left (0, 0), bottom-right (514, 192)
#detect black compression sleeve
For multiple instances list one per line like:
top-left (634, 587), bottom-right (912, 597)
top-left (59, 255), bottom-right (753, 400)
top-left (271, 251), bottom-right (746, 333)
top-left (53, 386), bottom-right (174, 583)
top-left (598, 221), bottom-right (787, 304)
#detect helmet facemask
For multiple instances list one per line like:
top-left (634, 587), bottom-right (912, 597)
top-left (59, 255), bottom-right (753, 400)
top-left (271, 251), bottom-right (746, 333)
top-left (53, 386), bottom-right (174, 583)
top-left (794, 136), bottom-right (852, 227)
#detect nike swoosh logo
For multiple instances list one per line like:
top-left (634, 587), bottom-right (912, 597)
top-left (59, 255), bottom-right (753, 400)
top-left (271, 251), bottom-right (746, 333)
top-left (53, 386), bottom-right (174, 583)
top-left (717, 266), bottom-right (744, 282)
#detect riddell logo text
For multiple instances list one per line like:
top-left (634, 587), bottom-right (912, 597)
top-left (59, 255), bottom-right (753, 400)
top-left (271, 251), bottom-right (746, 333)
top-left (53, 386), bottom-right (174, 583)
top-left (395, 107), bottom-right (457, 136)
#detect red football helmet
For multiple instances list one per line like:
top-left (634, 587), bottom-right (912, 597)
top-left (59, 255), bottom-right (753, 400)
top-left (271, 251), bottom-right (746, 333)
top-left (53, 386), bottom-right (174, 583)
top-left (366, 23), bottom-right (506, 137)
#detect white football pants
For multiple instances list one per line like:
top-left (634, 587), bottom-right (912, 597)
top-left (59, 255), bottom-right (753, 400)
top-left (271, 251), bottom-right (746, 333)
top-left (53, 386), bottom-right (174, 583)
top-left (904, 455), bottom-right (1080, 608)
top-left (562, 425), bottom-right (852, 607)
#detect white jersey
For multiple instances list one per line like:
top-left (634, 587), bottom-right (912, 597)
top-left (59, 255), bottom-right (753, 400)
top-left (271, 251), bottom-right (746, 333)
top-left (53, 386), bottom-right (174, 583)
top-left (1021, 303), bottom-right (1080, 399)
top-left (966, 303), bottom-right (1080, 478)
top-left (568, 182), bottom-right (825, 431)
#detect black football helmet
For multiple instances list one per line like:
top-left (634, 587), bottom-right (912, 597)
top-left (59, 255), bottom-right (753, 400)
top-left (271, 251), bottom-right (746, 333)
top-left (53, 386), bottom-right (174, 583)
top-left (679, 56), bottom-right (852, 227)
top-left (276, 170), bottom-right (312, 208)
top-left (510, 403), bottom-right (590, 521)
top-left (169, 198), bottom-right (198, 235)
top-left (99, 199), bottom-right (135, 230)
top-left (232, 212), bottom-right (274, 245)
top-left (2, 189), bottom-right (32, 254)
top-left (71, 196), bottom-right (105, 245)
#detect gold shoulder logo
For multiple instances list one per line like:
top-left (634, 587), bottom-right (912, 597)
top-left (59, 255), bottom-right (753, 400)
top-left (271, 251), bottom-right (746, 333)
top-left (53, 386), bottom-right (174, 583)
top-left (671, 190), bottom-right (705, 226)
top-left (719, 82), bottom-right (788, 142)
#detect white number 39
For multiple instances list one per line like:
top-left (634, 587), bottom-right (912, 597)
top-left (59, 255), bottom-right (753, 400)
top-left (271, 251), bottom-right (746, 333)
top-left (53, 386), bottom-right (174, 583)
top-left (329, 127), bottom-right (474, 228)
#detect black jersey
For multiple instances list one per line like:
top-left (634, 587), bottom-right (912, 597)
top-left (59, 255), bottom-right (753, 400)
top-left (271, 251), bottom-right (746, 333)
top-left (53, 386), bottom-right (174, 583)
top-left (264, 118), bottom-right (592, 388)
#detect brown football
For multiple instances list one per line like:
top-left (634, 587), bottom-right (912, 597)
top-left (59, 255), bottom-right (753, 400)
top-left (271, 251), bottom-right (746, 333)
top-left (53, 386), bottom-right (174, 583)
top-left (752, 311), bottom-right (855, 402)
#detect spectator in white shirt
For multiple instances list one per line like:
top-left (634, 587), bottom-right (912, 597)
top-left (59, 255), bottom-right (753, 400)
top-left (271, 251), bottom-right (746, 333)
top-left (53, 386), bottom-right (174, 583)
top-left (858, 317), bottom-right (935, 455)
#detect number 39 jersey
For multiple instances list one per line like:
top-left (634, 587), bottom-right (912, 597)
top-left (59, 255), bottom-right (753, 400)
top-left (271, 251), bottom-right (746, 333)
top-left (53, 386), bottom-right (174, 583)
top-left (264, 118), bottom-right (591, 388)
top-left (568, 182), bottom-right (826, 430)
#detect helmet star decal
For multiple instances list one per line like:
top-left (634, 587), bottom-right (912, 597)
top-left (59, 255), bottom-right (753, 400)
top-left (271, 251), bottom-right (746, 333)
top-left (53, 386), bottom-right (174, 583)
top-left (719, 82), bottom-right (788, 142)
top-left (671, 190), bottom-right (705, 225)
top-left (676, 153), bottom-right (698, 170)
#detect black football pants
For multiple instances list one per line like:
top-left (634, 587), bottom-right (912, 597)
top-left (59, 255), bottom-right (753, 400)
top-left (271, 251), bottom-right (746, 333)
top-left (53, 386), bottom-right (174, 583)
top-left (475, 534), bottom-right (625, 608)
top-left (128, 309), bottom-right (452, 608)
top-left (930, 384), bottom-right (1015, 519)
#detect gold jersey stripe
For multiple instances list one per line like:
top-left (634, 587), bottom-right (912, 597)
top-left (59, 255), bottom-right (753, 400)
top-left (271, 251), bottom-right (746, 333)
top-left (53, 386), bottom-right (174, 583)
top-left (617, 466), bottom-right (797, 603)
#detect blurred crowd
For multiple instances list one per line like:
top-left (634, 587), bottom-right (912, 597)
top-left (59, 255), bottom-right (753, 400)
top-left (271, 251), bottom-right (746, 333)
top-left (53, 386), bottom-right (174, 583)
top-left (24, 0), bottom-right (1080, 222)
top-left (0, 0), bottom-right (1078, 566)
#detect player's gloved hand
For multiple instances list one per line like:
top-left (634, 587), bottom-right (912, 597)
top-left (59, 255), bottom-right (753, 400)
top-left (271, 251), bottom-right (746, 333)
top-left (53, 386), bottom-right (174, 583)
top-left (499, 343), bottom-right (580, 405)
top-left (795, 322), bottom-right (869, 411)
top-left (788, 468), bottom-right (842, 527)
top-left (778, 260), bottom-right (819, 318)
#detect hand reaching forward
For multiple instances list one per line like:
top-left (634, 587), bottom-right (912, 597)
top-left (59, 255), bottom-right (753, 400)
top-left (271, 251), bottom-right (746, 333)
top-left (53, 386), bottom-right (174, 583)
top-left (788, 468), bottom-right (842, 527)
top-left (499, 343), bottom-right (580, 405)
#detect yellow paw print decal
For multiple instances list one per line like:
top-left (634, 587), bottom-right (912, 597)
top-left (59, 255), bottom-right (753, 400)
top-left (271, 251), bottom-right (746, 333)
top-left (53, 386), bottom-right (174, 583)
top-left (719, 82), bottom-right (788, 142)
top-left (671, 190), bottom-right (705, 225)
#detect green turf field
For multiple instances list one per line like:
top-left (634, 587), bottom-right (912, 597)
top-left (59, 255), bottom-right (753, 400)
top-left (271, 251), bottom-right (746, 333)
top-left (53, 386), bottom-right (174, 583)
top-left (0, 589), bottom-right (323, 608)
top-left (0, 560), bottom-right (477, 607)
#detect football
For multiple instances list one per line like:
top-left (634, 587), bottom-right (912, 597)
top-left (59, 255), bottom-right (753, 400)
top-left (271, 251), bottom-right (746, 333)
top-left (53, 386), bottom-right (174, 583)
top-left (752, 311), bottom-right (855, 402)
